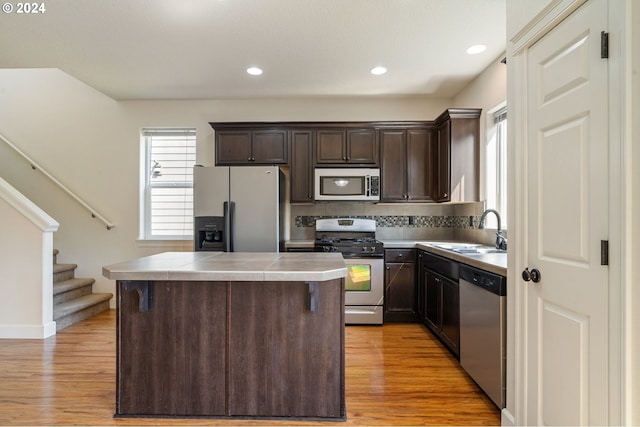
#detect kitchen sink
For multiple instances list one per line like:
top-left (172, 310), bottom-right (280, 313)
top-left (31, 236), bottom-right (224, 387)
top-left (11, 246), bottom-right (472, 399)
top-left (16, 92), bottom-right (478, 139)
top-left (433, 244), bottom-right (506, 255)
top-left (452, 247), bottom-right (506, 254)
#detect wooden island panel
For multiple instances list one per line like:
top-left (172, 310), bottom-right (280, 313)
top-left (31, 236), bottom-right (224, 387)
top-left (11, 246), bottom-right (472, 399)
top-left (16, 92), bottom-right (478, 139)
top-left (115, 277), bottom-right (345, 420)
top-left (228, 281), bottom-right (345, 418)
top-left (116, 281), bottom-right (227, 416)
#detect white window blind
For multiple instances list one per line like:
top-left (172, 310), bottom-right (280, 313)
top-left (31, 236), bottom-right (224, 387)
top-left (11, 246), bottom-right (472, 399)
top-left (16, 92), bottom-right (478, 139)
top-left (142, 128), bottom-right (196, 239)
top-left (486, 107), bottom-right (507, 228)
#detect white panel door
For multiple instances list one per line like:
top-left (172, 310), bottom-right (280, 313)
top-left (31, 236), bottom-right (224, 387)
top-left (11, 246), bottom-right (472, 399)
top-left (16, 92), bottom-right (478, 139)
top-left (525, 0), bottom-right (609, 425)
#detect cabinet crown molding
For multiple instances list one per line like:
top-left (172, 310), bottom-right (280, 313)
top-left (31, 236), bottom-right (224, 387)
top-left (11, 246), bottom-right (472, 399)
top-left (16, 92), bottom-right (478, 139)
top-left (209, 121), bottom-right (434, 130)
top-left (434, 108), bottom-right (482, 126)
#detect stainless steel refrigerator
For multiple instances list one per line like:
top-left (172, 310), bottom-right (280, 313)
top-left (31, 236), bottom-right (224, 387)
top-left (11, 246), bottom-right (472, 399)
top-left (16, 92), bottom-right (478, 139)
top-left (193, 166), bottom-right (285, 252)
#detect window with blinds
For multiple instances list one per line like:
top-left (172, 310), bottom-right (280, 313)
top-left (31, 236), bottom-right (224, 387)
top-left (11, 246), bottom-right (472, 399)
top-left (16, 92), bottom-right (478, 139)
top-left (141, 129), bottom-right (196, 239)
top-left (486, 107), bottom-right (507, 228)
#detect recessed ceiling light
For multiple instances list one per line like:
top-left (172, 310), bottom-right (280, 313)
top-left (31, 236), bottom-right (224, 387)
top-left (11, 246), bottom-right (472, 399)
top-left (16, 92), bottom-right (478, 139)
top-left (246, 67), bottom-right (263, 76)
top-left (370, 66), bottom-right (387, 75)
top-left (466, 44), bottom-right (487, 55)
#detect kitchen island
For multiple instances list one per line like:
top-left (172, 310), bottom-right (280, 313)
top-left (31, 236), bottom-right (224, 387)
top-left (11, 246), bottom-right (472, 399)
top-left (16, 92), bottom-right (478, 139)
top-left (102, 252), bottom-right (347, 421)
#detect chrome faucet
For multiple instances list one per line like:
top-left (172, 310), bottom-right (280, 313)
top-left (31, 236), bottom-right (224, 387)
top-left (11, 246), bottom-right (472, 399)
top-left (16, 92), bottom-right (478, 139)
top-left (479, 209), bottom-right (507, 250)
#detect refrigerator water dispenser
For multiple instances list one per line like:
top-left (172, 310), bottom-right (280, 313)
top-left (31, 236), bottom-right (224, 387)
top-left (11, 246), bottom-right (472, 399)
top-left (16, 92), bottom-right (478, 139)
top-left (194, 216), bottom-right (225, 251)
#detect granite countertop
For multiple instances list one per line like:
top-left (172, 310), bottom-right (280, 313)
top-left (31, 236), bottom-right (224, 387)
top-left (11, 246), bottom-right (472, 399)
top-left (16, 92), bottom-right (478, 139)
top-left (282, 239), bottom-right (507, 276)
top-left (103, 252), bottom-right (347, 282)
top-left (382, 240), bottom-right (507, 276)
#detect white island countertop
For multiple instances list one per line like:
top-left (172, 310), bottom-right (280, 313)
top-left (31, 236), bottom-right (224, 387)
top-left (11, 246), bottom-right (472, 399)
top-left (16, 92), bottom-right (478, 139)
top-left (103, 252), bottom-right (347, 282)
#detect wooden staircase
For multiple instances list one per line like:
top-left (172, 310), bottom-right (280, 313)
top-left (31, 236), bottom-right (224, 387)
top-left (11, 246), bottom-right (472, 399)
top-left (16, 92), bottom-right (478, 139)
top-left (53, 249), bottom-right (112, 331)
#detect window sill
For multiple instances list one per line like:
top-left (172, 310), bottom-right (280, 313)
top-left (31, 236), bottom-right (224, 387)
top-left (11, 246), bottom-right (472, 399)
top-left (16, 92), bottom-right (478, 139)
top-left (136, 239), bottom-right (194, 249)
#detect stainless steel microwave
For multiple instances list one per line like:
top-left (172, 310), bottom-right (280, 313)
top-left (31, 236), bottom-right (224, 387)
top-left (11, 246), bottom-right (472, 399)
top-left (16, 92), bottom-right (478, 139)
top-left (314, 168), bottom-right (380, 201)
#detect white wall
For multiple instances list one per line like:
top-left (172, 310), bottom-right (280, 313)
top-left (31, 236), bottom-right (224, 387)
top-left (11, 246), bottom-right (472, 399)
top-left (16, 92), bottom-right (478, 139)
top-left (629, 1), bottom-right (639, 422)
top-left (506, 0), bottom-right (554, 40)
top-left (0, 179), bottom-right (58, 338)
top-left (453, 53), bottom-right (507, 202)
top-left (0, 68), bottom-right (452, 307)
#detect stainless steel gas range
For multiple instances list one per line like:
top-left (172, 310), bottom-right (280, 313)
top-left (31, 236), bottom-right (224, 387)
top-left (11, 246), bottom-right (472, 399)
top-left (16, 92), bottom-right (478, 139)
top-left (313, 218), bottom-right (384, 325)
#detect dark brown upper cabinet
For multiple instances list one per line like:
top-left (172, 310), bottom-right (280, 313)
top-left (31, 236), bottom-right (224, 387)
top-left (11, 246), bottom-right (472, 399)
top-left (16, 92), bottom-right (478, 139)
top-left (435, 120), bottom-right (451, 202)
top-left (434, 109), bottom-right (481, 202)
top-left (380, 127), bottom-right (436, 202)
top-left (289, 130), bottom-right (314, 203)
top-left (209, 111), bottom-right (479, 204)
top-left (315, 128), bottom-right (378, 166)
top-left (212, 126), bottom-right (288, 166)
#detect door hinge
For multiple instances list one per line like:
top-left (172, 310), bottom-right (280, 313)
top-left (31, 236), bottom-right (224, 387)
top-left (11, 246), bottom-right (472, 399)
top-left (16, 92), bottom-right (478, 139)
top-left (601, 240), bottom-right (609, 266)
top-left (601, 31), bottom-right (609, 59)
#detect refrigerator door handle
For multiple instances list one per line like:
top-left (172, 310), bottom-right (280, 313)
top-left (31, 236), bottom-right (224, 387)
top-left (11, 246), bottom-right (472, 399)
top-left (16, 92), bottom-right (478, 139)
top-left (223, 201), bottom-right (230, 252)
top-left (225, 201), bottom-right (236, 252)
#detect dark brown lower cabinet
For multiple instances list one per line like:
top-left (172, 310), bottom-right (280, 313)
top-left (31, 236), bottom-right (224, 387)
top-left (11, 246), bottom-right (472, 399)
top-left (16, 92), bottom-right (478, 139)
top-left (116, 279), bottom-right (345, 420)
top-left (419, 251), bottom-right (460, 357)
top-left (384, 249), bottom-right (417, 322)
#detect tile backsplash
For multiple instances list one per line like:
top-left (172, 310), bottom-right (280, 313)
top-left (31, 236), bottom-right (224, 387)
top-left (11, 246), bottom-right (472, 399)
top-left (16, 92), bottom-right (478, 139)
top-left (289, 201), bottom-right (507, 246)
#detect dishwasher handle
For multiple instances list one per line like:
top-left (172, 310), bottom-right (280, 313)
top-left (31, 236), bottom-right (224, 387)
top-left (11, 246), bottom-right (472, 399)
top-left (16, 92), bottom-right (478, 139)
top-left (459, 265), bottom-right (506, 296)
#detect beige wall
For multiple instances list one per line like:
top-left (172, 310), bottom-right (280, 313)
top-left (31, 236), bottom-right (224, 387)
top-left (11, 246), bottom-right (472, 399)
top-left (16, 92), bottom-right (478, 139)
top-left (290, 57), bottom-right (507, 245)
top-left (453, 53), bottom-right (507, 202)
top-left (0, 55), bottom-right (507, 307)
top-left (0, 189), bottom-right (56, 338)
top-left (630, 0), bottom-right (639, 422)
top-left (0, 68), bottom-right (452, 305)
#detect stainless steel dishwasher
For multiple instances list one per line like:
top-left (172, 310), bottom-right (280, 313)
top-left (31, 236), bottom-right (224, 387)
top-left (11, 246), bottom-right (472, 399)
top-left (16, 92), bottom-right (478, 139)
top-left (459, 264), bottom-right (506, 408)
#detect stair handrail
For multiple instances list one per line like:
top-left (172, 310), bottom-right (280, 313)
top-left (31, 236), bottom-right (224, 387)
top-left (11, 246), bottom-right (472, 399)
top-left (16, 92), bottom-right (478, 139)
top-left (0, 132), bottom-right (115, 230)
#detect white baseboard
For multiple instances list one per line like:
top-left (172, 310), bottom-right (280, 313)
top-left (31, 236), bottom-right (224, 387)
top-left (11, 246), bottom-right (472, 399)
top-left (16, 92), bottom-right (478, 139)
top-left (501, 407), bottom-right (516, 426)
top-left (0, 321), bottom-right (56, 339)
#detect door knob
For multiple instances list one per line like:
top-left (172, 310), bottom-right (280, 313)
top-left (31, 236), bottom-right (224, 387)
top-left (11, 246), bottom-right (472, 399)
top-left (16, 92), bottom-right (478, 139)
top-left (522, 268), bottom-right (541, 283)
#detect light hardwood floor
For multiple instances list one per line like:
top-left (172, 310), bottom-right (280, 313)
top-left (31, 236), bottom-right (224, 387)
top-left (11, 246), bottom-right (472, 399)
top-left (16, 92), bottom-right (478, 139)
top-left (0, 310), bottom-right (500, 426)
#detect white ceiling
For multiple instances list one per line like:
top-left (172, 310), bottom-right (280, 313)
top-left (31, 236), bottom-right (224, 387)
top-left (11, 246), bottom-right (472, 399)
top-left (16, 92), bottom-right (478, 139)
top-left (0, 0), bottom-right (506, 101)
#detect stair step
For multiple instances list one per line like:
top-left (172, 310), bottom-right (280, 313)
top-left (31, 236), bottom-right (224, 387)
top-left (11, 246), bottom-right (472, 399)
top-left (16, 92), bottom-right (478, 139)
top-left (51, 249), bottom-right (112, 332)
top-left (53, 278), bottom-right (95, 305)
top-left (53, 293), bottom-right (113, 332)
top-left (53, 263), bottom-right (77, 283)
